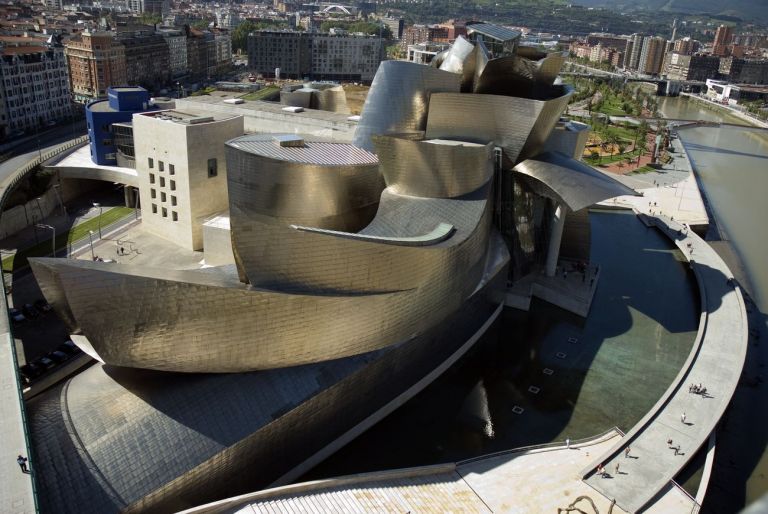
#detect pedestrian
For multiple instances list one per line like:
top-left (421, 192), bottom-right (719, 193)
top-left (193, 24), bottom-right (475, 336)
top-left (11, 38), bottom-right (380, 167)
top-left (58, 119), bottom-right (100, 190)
top-left (625, 447), bottom-right (631, 458)
top-left (674, 445), bottom-right (680, 456)
top-left (615, 462), bottom-right (620, 475)
top-left (17, 455), bottom-right (28, 473)
top-left (566, 438), bottom-right (571, 449)
top-left (667, 438), bottom-right (673, 447)
top-left (564, 270), bottom-right (568, 279)
top-left (681, 412), bottom-right (687, 424)
top-left (120, 246), bottom-right (125, 255)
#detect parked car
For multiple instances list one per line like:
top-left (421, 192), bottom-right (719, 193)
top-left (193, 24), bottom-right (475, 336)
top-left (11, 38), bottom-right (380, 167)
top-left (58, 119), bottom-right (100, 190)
top-left (48, 350), bottom-right (69, 364)
top-left (57, 340), bottom-right (80, 355)
top-left (21, 304), bottom-right (39, 319)
top-left (32, 356), bottom-right (55, 370)
top-left (34, 299), bottom-right (52, 313)
top-left (19, 363), bottom-right (43, 381)
top-left (8, 308), bottom-right (25, 323)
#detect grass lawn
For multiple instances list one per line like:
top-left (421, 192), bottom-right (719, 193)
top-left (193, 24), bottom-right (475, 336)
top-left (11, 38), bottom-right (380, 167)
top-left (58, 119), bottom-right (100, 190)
top-left (239, 86), bottom-right (280, 102)
top-left (2, 206), bottom-right (134, 272)
top-left (585, 148), bottom-right (642, 166)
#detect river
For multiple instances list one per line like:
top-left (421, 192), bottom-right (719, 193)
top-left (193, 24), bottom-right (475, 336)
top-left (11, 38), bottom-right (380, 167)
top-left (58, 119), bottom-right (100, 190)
top-left (660, 96), bottom-right (768, 510)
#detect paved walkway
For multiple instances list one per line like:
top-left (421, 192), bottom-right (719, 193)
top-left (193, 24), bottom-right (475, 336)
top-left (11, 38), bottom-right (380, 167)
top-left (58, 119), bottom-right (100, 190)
top-left (582, 214), bottom-right (749, 512)
top-left (600, 137), bottom-right (709, 228)
top-left (181, 429), bottom-right (695, 514)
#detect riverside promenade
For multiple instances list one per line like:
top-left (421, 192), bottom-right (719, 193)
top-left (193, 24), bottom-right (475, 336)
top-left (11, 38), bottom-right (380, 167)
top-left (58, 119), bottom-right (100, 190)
top-left (582, 213), bottom-right (749, 512)
top-left (181, 429), bottom-right (695, 514)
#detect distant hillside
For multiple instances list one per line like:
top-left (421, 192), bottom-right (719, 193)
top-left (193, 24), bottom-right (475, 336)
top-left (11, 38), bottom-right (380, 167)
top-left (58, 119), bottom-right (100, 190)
top-left (574, 0), bottom-right (768, 23)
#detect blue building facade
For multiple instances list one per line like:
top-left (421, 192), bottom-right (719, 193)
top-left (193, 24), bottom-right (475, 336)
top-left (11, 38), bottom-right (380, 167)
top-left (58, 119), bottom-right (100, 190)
top-left (86, 86), bottom-right (155, 165)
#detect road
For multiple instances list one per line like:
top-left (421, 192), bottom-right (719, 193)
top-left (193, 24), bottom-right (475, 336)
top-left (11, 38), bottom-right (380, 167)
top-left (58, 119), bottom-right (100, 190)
top-left (0, 122), bottom-right (87, 185)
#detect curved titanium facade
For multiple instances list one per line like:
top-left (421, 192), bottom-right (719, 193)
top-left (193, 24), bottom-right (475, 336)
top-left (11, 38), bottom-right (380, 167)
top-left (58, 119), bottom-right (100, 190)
top-left (473, 52), bottom-right (566, 98)
top-left (425, 86), bottom-right (573, 167)
top-left (352, 61), bottom-right (461, 152)
top-left (437, 35), bottom-right (477, 91)
top-left (512, 151), bottom-right (639, 212)
top-left (373, 134), bottom-right (494, 198)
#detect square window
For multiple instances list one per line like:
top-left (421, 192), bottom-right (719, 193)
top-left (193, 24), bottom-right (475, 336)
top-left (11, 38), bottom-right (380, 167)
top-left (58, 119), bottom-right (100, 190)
top-left (160, 177), bottom-right (165, 187)
top-left (150, 189), bottom-right (156, 199)
top-left (149, 173), bottom-right (155, 184)
top-left (161, 192), bottom-right (166, 202)
top-left (171, 195), bottom-right (177, 206)
top-left (162, 207), bottom-right (167, 218)
top-left (172, 211), bottom-right (178, 221)
top-left (159, 160), bottom-right (164, 172)
top-left (207, 158), bottom-right (217, 178)
top-left (170, 180), bottom-right (176, 191)
top-left (148, 157), bottom-right (154, 168)
top-left (151, 203), bottom-right (157, 214)
top-left (169, 164), bottom-right (175, 175)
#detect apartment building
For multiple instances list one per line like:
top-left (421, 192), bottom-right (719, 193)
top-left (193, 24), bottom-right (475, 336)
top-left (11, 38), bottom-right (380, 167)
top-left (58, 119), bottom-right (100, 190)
top-left (248, 31), bottom-right (383, 82)
top-left (65, 30), bottom-right (127, 103)
top-left (637, 36), bottom-right (666, 75)
top-left (0, 39), bottom-right (71, 135)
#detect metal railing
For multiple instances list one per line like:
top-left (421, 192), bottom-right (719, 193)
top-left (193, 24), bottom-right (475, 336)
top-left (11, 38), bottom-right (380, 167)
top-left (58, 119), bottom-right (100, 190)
top-left (0, 134), bottom-right (88, 513)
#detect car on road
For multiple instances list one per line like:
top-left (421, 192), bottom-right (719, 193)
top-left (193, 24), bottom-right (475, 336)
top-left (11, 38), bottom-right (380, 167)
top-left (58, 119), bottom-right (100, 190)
top-left (57, 340), bottom-right (80, 355)
top-left (32, 356), bottom-right (55, 370)
top-left (19, 363), bottom-right (43, 381)
top-left (48, 350), bottom-right (69, 364)
top-left (34, 299), bottom-right (52, 313)
top-left (8, 308), bottom-right (25, 323)
top-left (22, 303), bottom-right (39, 319)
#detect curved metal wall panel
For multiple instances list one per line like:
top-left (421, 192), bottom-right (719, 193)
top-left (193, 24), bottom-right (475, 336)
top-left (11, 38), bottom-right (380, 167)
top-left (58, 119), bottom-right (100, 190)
top-left (512, 151), bottom-right (638, 212)
top-left (313, 85), bottom-right (350, 114)
top-left (225, 137), bottom-right (383, 231)
top-left (30, 180), bottom-right (491, 373)
top-left (517, 85), bottom-right (573, 161)
top-left (228, 179), bottom-right (490, 293)
top-left (352, 61), bottom-right (462, 152)
top-left (425, 89), bottom-right (571, 167)
top-left (474, 52), bottom-right (566, 98)
top-left (437, 35), bottom-right (476, 91)
top-left (373, 134), bottom-right (494, 198)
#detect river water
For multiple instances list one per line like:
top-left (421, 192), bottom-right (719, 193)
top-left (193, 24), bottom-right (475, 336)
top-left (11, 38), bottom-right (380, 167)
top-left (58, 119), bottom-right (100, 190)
top-left (660, 96), bottom-right (768, 510)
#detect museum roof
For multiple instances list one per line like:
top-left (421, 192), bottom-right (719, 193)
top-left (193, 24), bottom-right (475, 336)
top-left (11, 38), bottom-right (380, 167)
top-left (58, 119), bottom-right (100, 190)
top-left (228, 134), bottom-right (378, 166)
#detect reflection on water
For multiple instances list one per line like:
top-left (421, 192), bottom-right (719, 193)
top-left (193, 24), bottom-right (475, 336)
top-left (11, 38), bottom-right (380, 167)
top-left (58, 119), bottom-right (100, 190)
top-left (661, 96), bottom-right (768, 509)
top-left (304, 210), bottom-right (697, 480)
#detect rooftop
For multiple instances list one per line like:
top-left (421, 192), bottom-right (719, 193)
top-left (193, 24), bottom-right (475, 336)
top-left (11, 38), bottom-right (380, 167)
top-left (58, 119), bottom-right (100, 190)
top-left (228, 134), bottom-right (378, 166)
top-left (138, 109), bottom-right (237, 125)
top-left (176, 95), bottom-right (356, 124)
top-left (466, 22), bottom-right (522, 43)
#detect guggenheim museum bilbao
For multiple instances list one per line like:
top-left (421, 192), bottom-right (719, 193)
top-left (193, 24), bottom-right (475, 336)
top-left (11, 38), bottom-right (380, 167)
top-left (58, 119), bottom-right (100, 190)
top-left (27, 24), bottom-right (634, 514)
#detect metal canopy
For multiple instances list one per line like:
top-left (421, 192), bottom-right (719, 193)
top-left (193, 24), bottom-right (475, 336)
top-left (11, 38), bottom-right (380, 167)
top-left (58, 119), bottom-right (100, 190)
top-left (513, 151), bottom-right (640, 212)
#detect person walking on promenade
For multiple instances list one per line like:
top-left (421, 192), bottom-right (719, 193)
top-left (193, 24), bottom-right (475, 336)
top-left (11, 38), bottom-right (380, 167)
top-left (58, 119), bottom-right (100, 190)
top-left (566, 438), bottom-right (571, 449)
top-left (615, 462), bottom-right (620, 475)
top-left (681, 412), bottom-right (687, 424)
top-left (625, 447), bottom-right (631, 458)
top-left (17, 455), bottom-right (28, 473)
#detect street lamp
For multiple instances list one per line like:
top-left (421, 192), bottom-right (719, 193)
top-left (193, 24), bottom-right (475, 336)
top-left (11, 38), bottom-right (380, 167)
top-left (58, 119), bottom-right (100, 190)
top-left (87, 230), bottom-right (95, 261)
top-left (93, 202), bottom-right (103, 238)
top-left (36, 224), bottom-right (55, 258)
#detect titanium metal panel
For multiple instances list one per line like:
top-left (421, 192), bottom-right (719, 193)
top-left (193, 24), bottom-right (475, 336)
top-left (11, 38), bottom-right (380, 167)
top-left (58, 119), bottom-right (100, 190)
top-left (280, 89), bottom-right (313, 109)
top-left (425, 87), bottom-right (573, 168)
top-left (373, 134), bottom-right (494, 198)
top-left (512, 151), bottom-right (639, 212)
top-left (31, 181), bottom-right (493, 372)
top-left (352, 61), bottom-right (462, 152)
top-left (437, 35), bottom-right (476, 91)
top-left (473, 52), bottom-right (566, 98)
top-left (312, 85), bottom-right (350, 114)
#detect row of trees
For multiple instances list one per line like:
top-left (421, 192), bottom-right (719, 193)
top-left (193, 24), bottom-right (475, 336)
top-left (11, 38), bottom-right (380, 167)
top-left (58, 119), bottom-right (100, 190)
top-left (231, 20), bottom-right (289, 53)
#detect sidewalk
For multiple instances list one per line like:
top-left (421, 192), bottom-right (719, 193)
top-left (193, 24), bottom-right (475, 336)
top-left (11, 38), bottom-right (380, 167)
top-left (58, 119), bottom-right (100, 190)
top-left (0, 192), bottom-right (133, 271)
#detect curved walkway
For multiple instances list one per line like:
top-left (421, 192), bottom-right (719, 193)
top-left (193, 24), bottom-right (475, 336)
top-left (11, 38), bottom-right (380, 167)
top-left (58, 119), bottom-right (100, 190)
top-left (0, 136), bottom-right (87, 513)
top-left (581, 214), bottom-right (749, 513)
top-left (180, 428), bottom-right (695, 514)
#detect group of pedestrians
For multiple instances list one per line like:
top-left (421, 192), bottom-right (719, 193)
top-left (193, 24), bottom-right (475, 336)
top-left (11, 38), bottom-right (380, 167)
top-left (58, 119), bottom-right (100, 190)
top-left (688, 383), bottom-right (707, 395)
